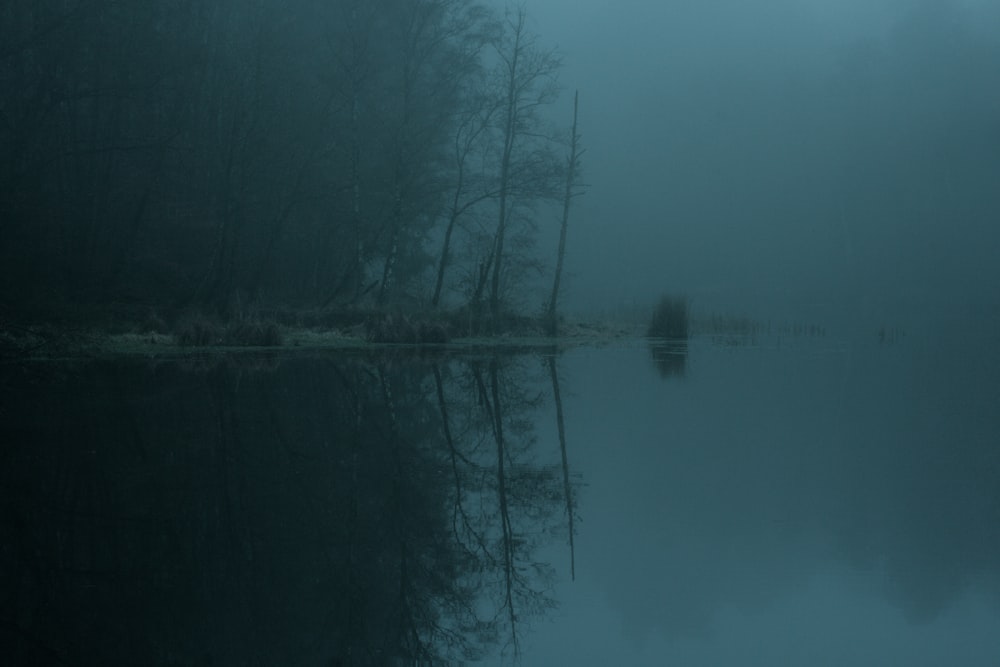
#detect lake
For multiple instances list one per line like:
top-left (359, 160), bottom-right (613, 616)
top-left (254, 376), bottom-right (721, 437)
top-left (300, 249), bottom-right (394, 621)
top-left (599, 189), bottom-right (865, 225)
top-left (3, 330), bottom-right (999, 665)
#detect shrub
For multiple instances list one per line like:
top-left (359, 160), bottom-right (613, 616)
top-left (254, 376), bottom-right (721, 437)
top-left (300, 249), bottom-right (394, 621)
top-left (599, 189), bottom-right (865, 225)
top-left (138, 310), bottom-right (168, 334)
top-left (175, 318), bottom-right (224, 347)
top-left (226, 320), bottom-right (283, 347)
top-left (365, 313), bottom-right (450, 344)
top-left (417, 320), bottom-right (450, 344)
top-left (175, 316), bottom-right (282, 347)
top-left (648, 295), bottom-right (689, 340)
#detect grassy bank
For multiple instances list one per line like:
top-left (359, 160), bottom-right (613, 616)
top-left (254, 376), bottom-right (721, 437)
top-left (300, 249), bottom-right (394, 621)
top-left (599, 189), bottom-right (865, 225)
top-left (1, 309), bottom-right (645, 361)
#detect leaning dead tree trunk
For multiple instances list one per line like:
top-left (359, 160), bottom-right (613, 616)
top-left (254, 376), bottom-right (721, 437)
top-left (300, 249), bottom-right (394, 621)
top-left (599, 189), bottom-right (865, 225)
top-left (546, 89), bottom-right (583, 335)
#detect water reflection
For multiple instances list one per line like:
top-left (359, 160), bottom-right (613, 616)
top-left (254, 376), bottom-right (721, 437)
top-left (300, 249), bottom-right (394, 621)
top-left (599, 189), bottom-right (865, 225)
top-left (4, 341), bottom-right (1000, 665)
top-left (545, 340), bottom-right (1000, 666)
top-left (647, 340), bottom-right (688, 378)
top-left (0, 352), bottom-right (575, 665)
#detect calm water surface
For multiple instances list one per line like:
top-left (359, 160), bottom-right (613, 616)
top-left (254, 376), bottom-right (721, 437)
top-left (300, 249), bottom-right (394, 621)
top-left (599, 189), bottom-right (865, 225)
top-left (3, 333), bottom-right (999, 665)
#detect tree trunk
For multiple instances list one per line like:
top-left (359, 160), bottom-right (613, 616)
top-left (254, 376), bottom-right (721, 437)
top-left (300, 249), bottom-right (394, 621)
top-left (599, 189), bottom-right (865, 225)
top-left (547, 90), bottom-right (581, 335)
top-left (489, 12), bottom-right (524, 322)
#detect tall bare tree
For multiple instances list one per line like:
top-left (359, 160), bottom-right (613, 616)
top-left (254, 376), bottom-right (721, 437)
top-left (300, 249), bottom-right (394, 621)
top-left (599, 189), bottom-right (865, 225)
top-left (486, 5), bottom-right (562, 321)
top-left (431, 88), bottom-right (500, 308)
top-left (546, 89), bottom-right (584, 334)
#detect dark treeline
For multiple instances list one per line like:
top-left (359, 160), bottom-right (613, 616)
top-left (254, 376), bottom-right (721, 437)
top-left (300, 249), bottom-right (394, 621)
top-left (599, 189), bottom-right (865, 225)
top-left (0, 351), bottom-right (578, 664)
top-left (0, 1), bottom-right (571, 326)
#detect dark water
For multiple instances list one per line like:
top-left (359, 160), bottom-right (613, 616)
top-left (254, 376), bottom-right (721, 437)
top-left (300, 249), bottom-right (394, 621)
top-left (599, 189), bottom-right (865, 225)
top-left (2, 335), bottom-right (999, 665)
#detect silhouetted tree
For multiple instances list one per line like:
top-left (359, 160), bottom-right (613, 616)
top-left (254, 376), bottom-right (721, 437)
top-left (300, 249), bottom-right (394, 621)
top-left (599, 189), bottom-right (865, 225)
top-left (431, 82), bottom-right (502, 308)
top-left (0, 0), bottom-right (581, 328)
top-left (546, 89), bottom-right (584, 334)
top-left (485, 5), bottom-right (562, 322)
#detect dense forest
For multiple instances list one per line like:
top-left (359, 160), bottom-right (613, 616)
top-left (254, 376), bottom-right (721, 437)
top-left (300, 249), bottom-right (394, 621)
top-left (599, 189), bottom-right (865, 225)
top-left (0, 1), bottom-right (578, 332)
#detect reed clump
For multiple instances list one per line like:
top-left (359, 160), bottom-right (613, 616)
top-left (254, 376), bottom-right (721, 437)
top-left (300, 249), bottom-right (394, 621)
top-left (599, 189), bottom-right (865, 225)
top-left (647, 295), bottom-right (689, 340)
top-left (364, 313), bottom-right (450, 344)
top-left (174, 315), bottom-right (283, 347)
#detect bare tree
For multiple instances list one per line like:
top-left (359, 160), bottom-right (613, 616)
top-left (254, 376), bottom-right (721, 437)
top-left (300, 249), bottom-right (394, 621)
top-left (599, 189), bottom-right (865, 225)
top-left (431, 89), bottom-right (501, 308)
top-left (487, 5), bottom-right (562, 322)
top-left (546, 89), bottom-right (584, 334)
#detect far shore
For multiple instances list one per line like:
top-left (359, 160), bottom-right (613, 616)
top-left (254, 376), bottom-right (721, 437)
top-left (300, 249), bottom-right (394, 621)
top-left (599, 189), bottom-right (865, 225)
top-left (1, 318), bottom-right (649, 361)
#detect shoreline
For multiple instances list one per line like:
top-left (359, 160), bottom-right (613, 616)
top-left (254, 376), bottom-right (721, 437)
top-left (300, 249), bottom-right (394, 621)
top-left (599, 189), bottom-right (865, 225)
top-left (1, 320), bottom-right (648, 362)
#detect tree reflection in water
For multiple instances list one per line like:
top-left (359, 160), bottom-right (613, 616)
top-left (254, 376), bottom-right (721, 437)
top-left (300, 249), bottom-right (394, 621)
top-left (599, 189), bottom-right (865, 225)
top-left (648, 340), bottom-right (688, 378)
top-left (0, 351), bottom-right (577, 665)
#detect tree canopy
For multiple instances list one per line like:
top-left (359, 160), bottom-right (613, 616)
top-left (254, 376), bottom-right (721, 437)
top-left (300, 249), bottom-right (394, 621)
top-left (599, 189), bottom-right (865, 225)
top-left (0, 1), bottom-right (569, 325)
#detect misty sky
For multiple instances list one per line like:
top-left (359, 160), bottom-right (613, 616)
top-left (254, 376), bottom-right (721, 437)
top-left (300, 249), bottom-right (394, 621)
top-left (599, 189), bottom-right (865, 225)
top-left (487, 4), bottom-right (1000, 661)
top-left (516, 0), bottom-right (1000, 324)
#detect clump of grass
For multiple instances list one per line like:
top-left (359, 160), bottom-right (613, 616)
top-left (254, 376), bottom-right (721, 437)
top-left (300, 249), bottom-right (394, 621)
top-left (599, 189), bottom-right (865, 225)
top-left (877, 325), bottom-right (904, 345)
top-left (175, 317), bottom-right (224, 347)
top-left (225, 320), bottom-right (283, 347)
top-left (136, 309), bottom-right (169, 335)
top-left (647, 295), bottom-right (689, 340)
top-left (417, 320), bottom-right (450, 344)
top-left (174, 315), bottom-right (282, 347)
top-left (695, 313), bottom-right (763, 337)
top-left (365, 313), bottom-right (450, 344)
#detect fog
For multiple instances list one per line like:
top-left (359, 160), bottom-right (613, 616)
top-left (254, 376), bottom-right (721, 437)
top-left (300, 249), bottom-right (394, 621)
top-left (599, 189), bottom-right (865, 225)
top-left (525, 0), bottom-right (1000, 326)
top-left (4, 1), bottom-right (995, 329)
top-left (3, 2), bottom-right (999, 664)
top-left (522, 339), bottom-right (1000, 666)
top-left (509, 2), bottom-right (1000, 662)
